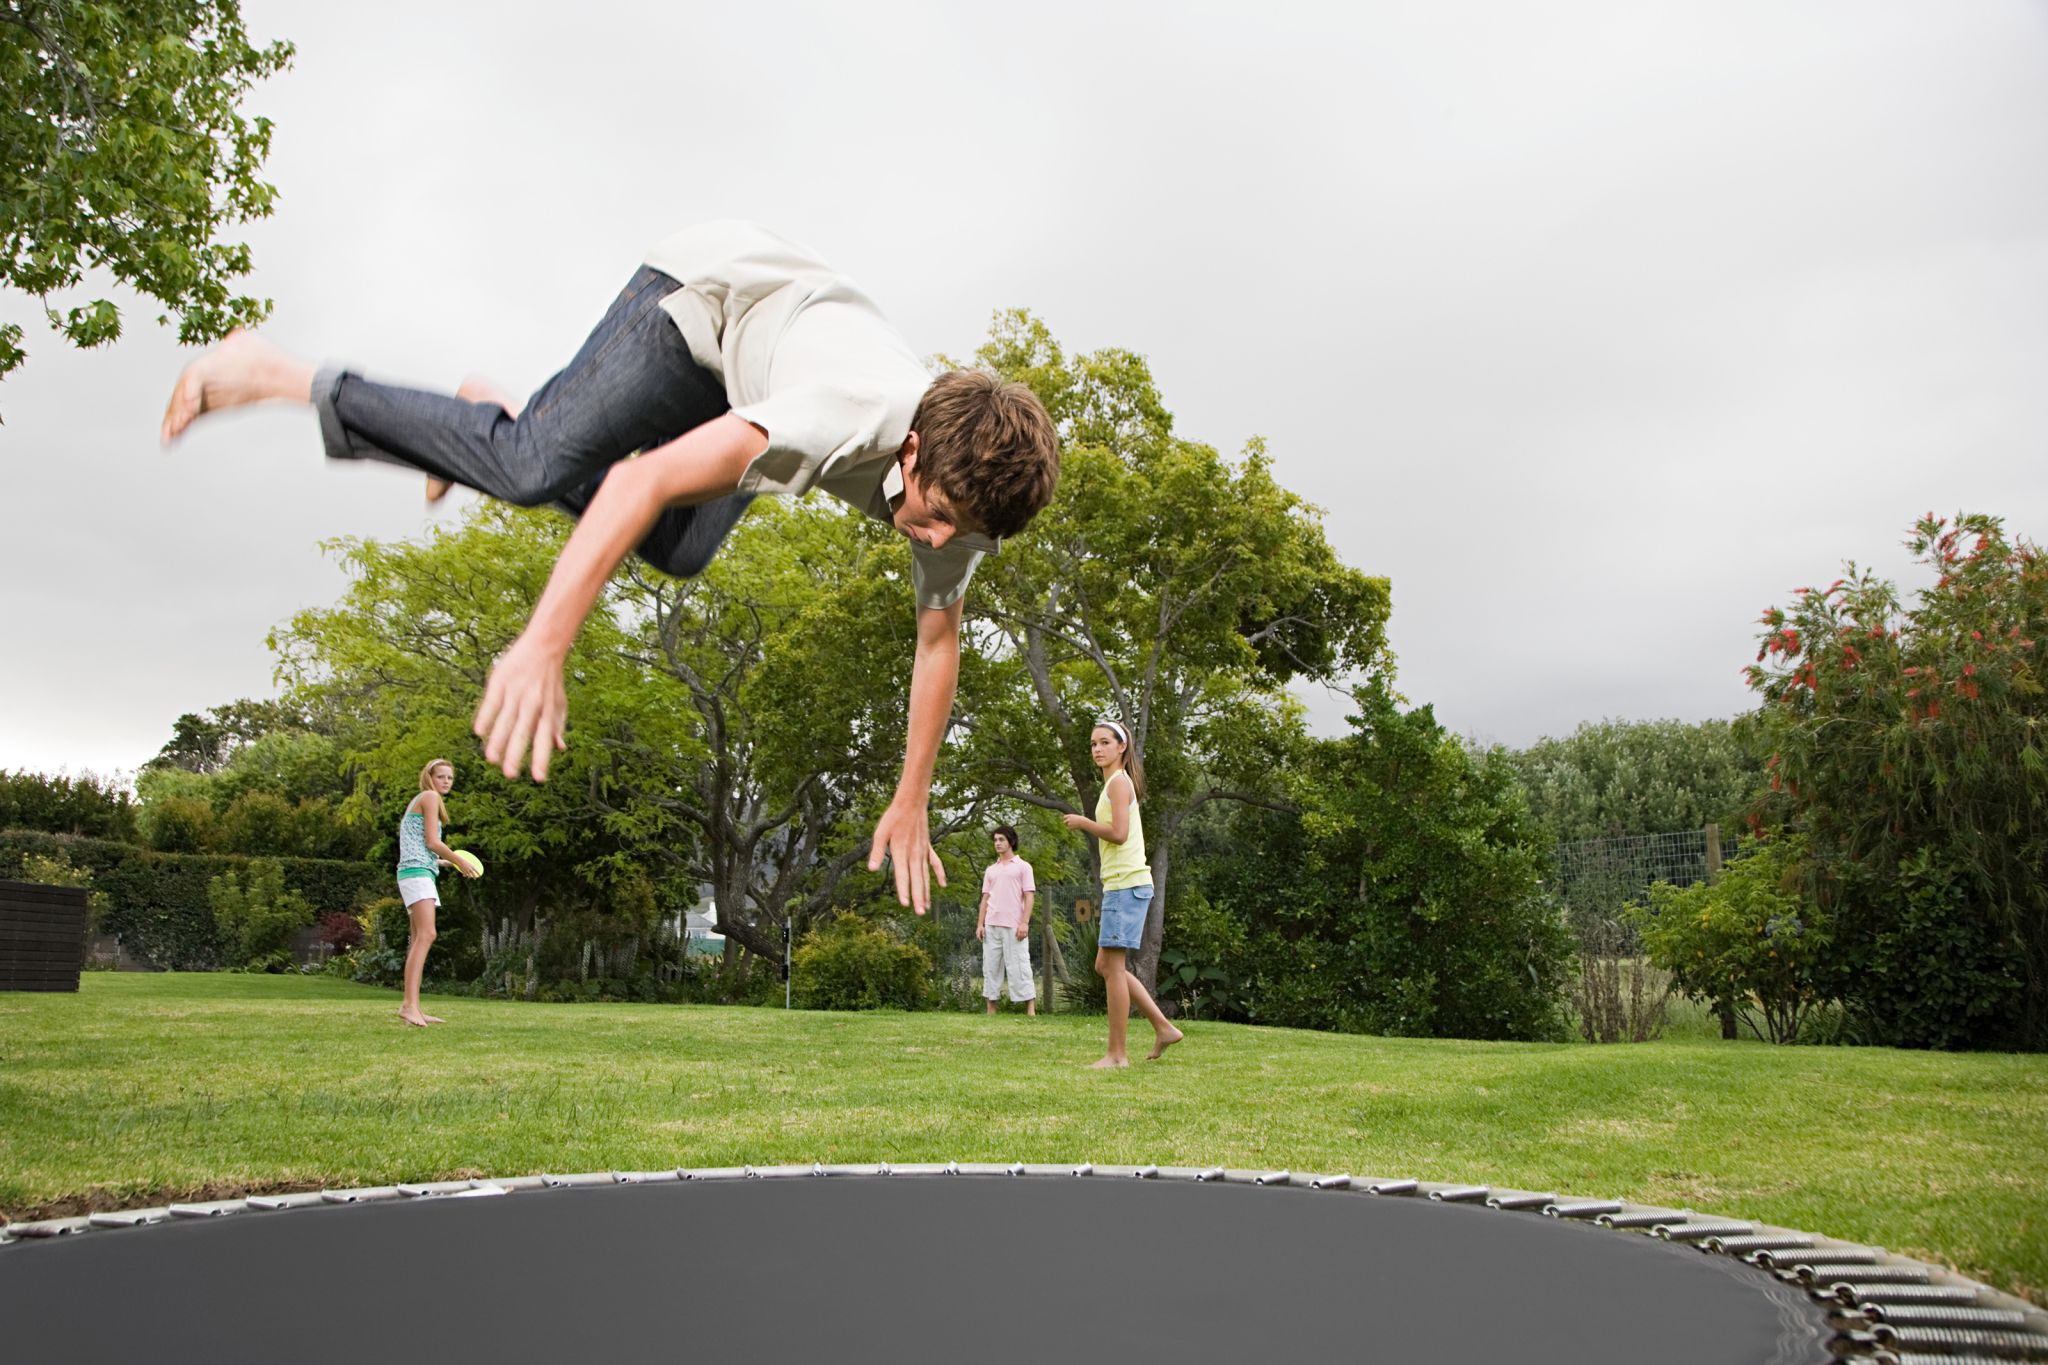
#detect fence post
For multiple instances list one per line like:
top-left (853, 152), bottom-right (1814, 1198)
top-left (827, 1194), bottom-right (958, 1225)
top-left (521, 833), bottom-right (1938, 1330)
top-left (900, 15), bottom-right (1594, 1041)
top-left (1043, 913), bottom-right (1054, 1014)
top-left (1703, 823), bottom-right (1723, 878)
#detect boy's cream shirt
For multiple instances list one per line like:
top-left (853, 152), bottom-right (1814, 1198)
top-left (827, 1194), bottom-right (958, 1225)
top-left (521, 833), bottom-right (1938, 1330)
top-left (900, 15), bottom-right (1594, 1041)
top-left (644, 220), bottom-right (990, 610)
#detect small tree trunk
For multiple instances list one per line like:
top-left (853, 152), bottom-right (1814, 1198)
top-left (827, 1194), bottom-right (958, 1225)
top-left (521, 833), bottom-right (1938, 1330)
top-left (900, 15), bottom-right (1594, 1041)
top-left (1130, 842), bottom-right (1170, 994)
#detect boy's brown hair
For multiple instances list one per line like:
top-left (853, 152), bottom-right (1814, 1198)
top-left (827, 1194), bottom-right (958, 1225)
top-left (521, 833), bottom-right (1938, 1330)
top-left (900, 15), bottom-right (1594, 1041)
top-left (910, 370), bottom-right (1059, 540)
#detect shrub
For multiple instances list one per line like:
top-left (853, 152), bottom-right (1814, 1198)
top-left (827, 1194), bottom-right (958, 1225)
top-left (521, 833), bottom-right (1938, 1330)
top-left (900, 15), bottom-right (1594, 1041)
top-left (792, 916), bottom-right (933, 1011)
top-left (1744, 512), bottom-right (2046, 1048)
top-left (0, 830), bottom-right (385, 970)
top-left (8, 847), bottom-right (112, 927)
top-left (0, 769), bottom-right (137, 841)
top-left (316, 910), bottom-right (365, 952)
top-left (1632, 836), bottom-right (1830, 1044)
top-left (1831, 847), bottom-right (2025, 1051)
top-left (208, 859), bottom-right (313, 971)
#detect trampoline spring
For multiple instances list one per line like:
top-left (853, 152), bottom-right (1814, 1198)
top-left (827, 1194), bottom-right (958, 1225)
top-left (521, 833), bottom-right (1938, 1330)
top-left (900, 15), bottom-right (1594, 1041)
top-left (1867, 1324), bottom-right (2048, 1355)
top-left (1865, 1307), bottom-right (2033, 1331)
top-left (1657, 1222), bottom-right (1755, 1243)
top-left (1872, 1354), bottom-right (2044, 1365)
top-left (1368, 1179), bottom-right (1419, 1196)
top-left (322, 1187), bottom-right (401, 1204)
top-left (1007, 1162), bottom-right (1028, 1177)
top-left (1833, 1285), bottom-right (1984, 1308)
top-left (1703, 1236), bottom-right (1818, 1252)
top-left (1599, 1210), bottom-right (1685, 1229)
top-left (876, 1163), bottom-right (892, 1176)
top-left (1310, 1175), bottom-right (1353, 1190)
top-left (1792, 1253), bottom-right (1888, 1279)
top-left (88, 1210), bottom-right (170, 1229)
top-left (245, 1193), bottom-right (328, 1212)
top-left (12, 1218), bottom-right (91, 1237)
top-left (1072, 1163), bottom-right (1095, 1177)
top-left (1546, 1201), bottom-right (1625, 1220)
top-left (944, 1161), bottom-right (962, 1176)
top-left (1430, 1186), bottom-right (1491, 1203)
top-left (743, 1166), bottom-right (760, 1179)
top-left (1132, 1165), bottom-right (1160, 1179)
top-left (171, 1201), bottom-right (247, 1217)
top-left (1485, 1192), bottom-right (1557, 1211)
top-left (1801, 1266), bottom-right (1933, 1286)
top-left (1254, 1171), bottom-right (1291, 1186)
top-left (1707, 1234), bottom-right (1816, 1255)
top-left (1194, 1167), bottom-right (1228, 1182)
top-left (812, 1163), bottom-right (827, 1178)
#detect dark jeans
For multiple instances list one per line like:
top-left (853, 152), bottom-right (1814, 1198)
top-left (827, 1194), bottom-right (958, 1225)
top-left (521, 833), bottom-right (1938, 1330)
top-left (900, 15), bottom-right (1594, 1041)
top-left (311, 267), bottom-right (753, 578)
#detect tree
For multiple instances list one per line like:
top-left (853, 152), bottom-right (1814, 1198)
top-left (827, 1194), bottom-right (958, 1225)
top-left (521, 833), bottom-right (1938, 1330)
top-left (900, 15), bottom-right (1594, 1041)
top-left (133, 713), bottom-right (373, 858)
top-left (146, 698), bottom-right (313, 774)
top-left (1744, 512), bottom-right (2046, 1050)
top-left (1509, 718), bottom-right (1762, 845)
top-left (273, 506), bottom-right (694, 948)
top-left (1, 1), bottom-right (291, 392)
top-left (1632, 835), bottom-right (1830, 1044)
top-left (272, 499), bottom-right (941, 966)
top-left (956, 312), bottom-right (1391, 990)
top-left (1183, 675), bottom-right (1571, 1040)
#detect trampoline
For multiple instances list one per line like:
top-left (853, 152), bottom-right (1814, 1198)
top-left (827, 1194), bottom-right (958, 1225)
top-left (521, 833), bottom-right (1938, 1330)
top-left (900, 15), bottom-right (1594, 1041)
top-left (5, 1163), bottom-right (2044, 1364)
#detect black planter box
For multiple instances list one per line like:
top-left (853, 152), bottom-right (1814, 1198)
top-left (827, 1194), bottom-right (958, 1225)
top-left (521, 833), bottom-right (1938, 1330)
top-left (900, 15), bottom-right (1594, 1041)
top-left (0, 879), bottom-right (89, 991)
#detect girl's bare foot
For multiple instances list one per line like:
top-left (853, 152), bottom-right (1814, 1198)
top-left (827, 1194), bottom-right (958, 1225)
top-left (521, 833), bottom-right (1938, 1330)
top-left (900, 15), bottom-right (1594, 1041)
top-left (399, 1009), bottom-right (430, 1027)
top-left (1146, 1025), bottom-right (1184, 1060)
top-left (422, 1012), bottom-right (446, 1024)
top-left (1087, 1056), bottom-right (1129, 1070)
top-left (428, 375), bottom-right (522, 503)
top-left (161, 330), bottom-right (316, 443)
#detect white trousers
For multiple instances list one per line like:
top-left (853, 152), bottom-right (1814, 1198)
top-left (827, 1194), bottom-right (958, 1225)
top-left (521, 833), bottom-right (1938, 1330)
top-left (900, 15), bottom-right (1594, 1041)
top-left (982, 928), bottom-right (1036, 1001)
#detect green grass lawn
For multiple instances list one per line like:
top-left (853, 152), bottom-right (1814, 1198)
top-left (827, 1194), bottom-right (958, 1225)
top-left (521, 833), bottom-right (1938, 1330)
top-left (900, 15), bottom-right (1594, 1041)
top-left (3, 973), bottom-right (2043, 1302)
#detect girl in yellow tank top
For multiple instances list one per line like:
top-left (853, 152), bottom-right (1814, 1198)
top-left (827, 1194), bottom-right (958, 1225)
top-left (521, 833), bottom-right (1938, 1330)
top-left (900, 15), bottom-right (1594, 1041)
top-left (1063, 719), bottom-right (1184, 1068)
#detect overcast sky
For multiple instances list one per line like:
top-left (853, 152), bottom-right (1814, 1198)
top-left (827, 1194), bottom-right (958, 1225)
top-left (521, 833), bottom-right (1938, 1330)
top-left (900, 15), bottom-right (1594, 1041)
top-left (3, 0), bottom-right (2045, 781)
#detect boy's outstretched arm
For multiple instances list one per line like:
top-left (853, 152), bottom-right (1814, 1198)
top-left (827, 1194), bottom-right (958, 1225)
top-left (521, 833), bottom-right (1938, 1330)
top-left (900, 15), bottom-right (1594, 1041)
top-left (475, 413), bottom-right (766, 781)
top-left (869, 597), bottom-right (961, 915)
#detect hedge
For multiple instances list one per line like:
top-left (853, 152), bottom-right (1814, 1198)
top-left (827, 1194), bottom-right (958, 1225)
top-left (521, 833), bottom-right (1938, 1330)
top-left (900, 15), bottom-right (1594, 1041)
top-left (0, 830), bottom-right (388, 970)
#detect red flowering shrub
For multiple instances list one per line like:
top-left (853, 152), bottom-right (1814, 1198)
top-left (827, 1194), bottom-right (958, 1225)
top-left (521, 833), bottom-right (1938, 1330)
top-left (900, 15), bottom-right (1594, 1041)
top-left (1741, 513), bottom-right (2046, 1049)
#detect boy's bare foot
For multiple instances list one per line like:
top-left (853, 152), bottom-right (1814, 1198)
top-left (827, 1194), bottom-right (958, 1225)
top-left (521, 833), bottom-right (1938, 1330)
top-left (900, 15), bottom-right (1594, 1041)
top-left (1146, 1025), bottom-right (1184, 1060)
top-left (161, 330), bottom-right (316, 444)
top-left (1087, 1056), bottom-right (1129, 1070)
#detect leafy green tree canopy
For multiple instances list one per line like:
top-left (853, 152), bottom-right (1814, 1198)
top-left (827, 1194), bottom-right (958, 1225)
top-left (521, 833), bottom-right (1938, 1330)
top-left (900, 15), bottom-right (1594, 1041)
top-left (1510, 717), bottom-right (1761, 845)
top-left (1, 0), bottom-right (291, 388)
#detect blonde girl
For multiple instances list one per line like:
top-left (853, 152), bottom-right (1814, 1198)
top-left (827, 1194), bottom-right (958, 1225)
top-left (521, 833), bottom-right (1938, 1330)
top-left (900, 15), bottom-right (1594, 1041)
top-left (395, 758), bottom-right (478, 1026)
top-left (1064, 720), bottom-right (1183, 1067)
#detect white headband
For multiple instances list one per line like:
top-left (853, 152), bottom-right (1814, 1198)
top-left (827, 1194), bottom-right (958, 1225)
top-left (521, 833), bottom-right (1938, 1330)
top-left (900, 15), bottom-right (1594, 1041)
top-left (1096, 718), bottom-right (1129, 745)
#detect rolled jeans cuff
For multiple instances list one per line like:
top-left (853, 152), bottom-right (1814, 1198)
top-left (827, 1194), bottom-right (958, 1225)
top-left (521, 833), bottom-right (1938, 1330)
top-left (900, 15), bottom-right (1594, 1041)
top-left (312, 364), bottom-right (374, 466)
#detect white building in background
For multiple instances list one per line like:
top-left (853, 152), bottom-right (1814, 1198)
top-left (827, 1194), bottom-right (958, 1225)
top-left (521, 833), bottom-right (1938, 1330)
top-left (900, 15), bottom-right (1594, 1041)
top-left (667, 883), bottom-right (724, 955)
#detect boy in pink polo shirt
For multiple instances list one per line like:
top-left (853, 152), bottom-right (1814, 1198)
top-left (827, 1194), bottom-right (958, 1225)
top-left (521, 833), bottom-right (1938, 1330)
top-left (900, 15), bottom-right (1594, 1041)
top-left (977, 825), bottom-right (1036, 1016)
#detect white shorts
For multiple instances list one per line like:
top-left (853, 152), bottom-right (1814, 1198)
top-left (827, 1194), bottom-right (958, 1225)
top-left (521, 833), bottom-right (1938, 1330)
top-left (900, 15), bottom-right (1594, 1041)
top-left (982, 926), bottom-right (1036, 1002)
top-left (396, 875), bottom-right (439, 907)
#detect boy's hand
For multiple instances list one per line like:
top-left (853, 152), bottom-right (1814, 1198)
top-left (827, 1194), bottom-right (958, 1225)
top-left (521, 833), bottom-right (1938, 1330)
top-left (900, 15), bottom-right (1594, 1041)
top-left (869, 797), bottom-right (947, 915)
top-left (1014, 925), bottom-right (1028, 942)
top-left (976, 925), bottom-right (986, 942)
top-left (475, 633), bottom-right (570, 782)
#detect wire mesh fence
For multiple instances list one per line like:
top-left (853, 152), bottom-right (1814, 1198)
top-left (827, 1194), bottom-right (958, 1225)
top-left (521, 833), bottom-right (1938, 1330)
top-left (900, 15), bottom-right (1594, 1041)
top-left (925, 882), bottom-right (1105, 1012)
top-left (1551, 826), bottom-right (1734, 1043)
top-left (1551, 826), bottom-right (1732, 946)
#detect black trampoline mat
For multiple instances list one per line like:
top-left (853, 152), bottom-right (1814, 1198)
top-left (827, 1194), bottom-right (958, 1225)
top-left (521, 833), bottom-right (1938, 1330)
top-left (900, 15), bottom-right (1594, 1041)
top-left (1, 1176), bottom-right (1831, 1364)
